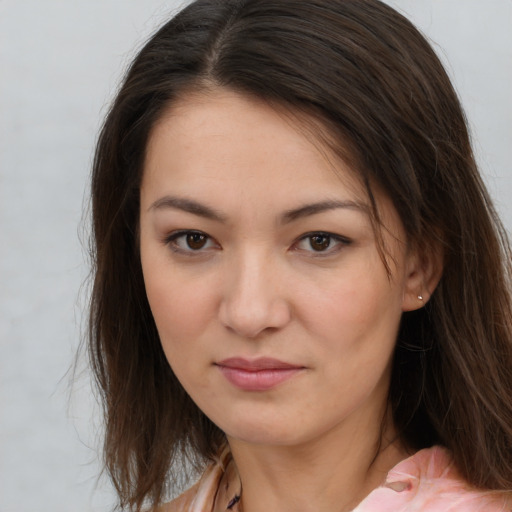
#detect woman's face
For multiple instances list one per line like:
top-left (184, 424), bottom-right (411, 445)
top-left (140, 89), bottom-right (423, 448)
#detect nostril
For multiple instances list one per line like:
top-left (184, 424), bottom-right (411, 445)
top-left (218, 296), bottom-right (291, 339)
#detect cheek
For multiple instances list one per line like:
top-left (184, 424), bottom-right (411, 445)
top-left (140, 244), bottom-right (218, 357)
top-left (141, 258), bottom-right (228, 420)
top-left (299, 259), bottom-right (404, 355)
top-left (143, 268), bottom-right (221, 399)
top-left (145, 275), bottom-right (216, 341)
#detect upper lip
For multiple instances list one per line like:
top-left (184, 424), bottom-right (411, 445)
top-left (216, 357), bottom-right (303, 371)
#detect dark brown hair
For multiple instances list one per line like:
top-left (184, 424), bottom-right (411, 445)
top-left (88, 0), bottom-right (512, 509)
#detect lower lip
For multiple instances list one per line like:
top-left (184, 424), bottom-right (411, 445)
top-left (217, 366), bottom-right (303, 391)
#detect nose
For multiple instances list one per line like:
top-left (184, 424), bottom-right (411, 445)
top-left (218, 250), bottom-right (292, 338)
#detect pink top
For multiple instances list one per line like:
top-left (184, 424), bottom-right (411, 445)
top-left (163, 446), bottom-right (512, 511)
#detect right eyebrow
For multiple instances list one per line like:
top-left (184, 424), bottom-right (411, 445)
top-left (148, 195), bottom-right (228, 223)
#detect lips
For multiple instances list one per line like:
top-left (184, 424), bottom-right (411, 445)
top-left (215, 357), bottom-right (304, 391)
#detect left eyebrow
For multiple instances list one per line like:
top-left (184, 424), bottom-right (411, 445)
top-left (280, 200), bottom-right (368, 224)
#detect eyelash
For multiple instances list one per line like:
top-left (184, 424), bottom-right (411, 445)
top-left (164, 230), bottom-right (219, 255)
top-left (293, 231), bottom-right (352, 256)
top-left (163, 230), bottom-right (352, 257)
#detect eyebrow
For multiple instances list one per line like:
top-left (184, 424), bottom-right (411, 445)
top-left (149, 196), bottom-right (228, 222)
top-left (281, 199), bottom-right (368, 223)
top-left (149, 195), bottom-right (367, 223)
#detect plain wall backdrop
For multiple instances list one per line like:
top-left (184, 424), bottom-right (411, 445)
top-left (0, 1), bottom-right (510, 511)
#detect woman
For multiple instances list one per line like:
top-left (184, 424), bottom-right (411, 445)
top-left (88, 0), bottom-right (512, 511)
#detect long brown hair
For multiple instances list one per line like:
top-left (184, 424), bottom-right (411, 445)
top-left (88, 0), bottom-right (512, 509)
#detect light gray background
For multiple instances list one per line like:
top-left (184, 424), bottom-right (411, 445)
top-left (1, 1), bottom-right (510, 511)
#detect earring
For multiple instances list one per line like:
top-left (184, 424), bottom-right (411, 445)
top-left (418, 295), bottom-right (423, 301)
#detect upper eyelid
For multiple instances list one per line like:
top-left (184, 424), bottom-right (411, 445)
top-left (296, 231), bottom-right (352, 244)
top-left (165, 229), bottom-right (207, 240)
top-left (292, 232), bottom-right (352, 255)
top-left (304, 231), bottom-right (349, 239)
top-left (164, 230), bottom-right (219, 252)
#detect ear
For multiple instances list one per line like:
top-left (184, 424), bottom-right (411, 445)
top-left (401, 242), bottom-right (443, 312)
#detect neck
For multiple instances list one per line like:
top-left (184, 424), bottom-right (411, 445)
top-left (227, 413), bottom-right (407, 512)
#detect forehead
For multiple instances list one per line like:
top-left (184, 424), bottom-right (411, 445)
top-left (143, 88), bottom-right (367, 203)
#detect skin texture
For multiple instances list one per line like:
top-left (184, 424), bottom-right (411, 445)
top-left (140, 89), bottom-right (433, 512)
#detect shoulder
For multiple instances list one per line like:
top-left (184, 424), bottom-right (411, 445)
top-left (355, 446), bottom-right (512, 512)
top-left (158, 481), bottom-right (202, 512)
top-left (159, 448), bottom-right (231, 512)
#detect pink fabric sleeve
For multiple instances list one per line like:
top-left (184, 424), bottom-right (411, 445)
top-left (354, 446), bottom-right (512, 512)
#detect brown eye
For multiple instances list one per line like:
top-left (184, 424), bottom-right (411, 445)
top-left (186, 232), bottom-right (208, 250)
top-left (293, 232), bottom-right (350, 256)
top-left (309, 234), bottom-right (331, 251)
top-left (165, 230), bottom-right (219, 255)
